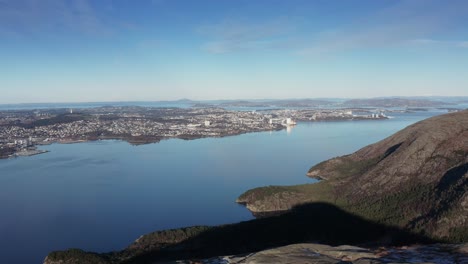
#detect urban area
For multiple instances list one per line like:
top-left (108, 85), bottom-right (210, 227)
top-left (0, 106), bottom-right (386, 158)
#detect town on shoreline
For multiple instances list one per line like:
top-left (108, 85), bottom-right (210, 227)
top-left (0, 106), bottom-right (388, 159)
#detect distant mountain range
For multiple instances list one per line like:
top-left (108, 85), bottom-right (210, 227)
top-left (341, 98), bottom-right (452, 107)
top-left (2, 96), bottom-right (467, 110)
top-left (217, 99), bottom-right (334, 108)
top-left (205, 97), bottom-right (463, 108)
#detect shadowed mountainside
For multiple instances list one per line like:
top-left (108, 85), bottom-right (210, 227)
top-left (44, 203), bottom-right (433, 264)
top-left (238, 110), bottom-right (468, 242)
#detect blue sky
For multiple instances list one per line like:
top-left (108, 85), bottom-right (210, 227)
top-left (1, 0), bottom-right (467, 103)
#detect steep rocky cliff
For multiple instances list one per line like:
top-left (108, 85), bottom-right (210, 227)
top-left (238, 110), bottom-right (468, 242)
top-left (211, 243), bottom-right (468, 264)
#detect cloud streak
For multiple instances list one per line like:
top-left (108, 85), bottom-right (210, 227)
top-left (197, 0), bottom-right (468, 56)
top-left (410, 39), bottom-right (468, 48)
top-left (0, 0), bottom-right (112, 38)
top-left (197, 17), bottom-right (299, 54)
top-left (298, 0), bottom-right (468, 56)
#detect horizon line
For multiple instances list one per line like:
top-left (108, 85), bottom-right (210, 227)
top-left (1, 95), bottom-right (468, 106)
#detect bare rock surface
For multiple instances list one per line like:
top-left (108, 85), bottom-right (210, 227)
top-left (168, 243), bottom-right (468, 264)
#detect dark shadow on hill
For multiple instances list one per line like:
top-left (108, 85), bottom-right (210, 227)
top-left (406, 163), bottom-right (468, 231)
top-left (436, 163), bottom-right (467, 195)
top-left (123, 202), bottom-right (435, 264)
top-left (380, 142), bottom-right (403, 161)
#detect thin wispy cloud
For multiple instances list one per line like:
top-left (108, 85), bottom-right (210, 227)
top-left (197, 17), bottom-right (298, 54)
top-left (459, 42), bottom-right (468, 48)
top-left (0, 0), bottom-right (112, 38)
top-left (197, 0), bottom-right (468, 56)
top-left (298, 0), bottom-right (468, 56)
top-left (411, 39), bottom-right (468, 48)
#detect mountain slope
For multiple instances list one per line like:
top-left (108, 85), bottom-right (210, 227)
top-left (238, 110), bottom-right (468, 242)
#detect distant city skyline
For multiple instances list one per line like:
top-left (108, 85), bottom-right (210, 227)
top-left (1, 0), bottom-right (468, 104)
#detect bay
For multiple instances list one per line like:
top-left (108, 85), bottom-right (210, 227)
top-left (0, 110), bottom-right (444, 263)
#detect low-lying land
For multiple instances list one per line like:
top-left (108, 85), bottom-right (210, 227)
top-left (0, 107), bottom-right (283, 158)
top-left (0, 106), bottom-right (387, 159)
top-left (200, 97), bottom-right (454, 108)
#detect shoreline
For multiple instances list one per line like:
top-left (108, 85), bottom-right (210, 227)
top-left (0, 126), bottom-right (286, 160)
top-left (11, 149), bottom-right (49, 158)
top-left (0, 116), bottom-right (393, 160)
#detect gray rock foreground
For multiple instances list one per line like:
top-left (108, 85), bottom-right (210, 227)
top-left (167, 243), bottom-right (468, 264)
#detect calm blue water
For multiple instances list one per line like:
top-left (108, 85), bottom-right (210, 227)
top-left (0, 111), bottom-right (446, 263)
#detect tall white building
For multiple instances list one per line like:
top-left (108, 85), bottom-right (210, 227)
top-left (286, 118), bottom-right (296, 125)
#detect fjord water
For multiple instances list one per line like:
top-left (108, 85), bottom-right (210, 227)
top-left (0, 111), bottom-right (444, 263)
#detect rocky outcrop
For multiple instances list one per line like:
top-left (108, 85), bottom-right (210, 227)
top-left (238, 110), bottom-right (468, 242)
top-left (184, 243), bottom-right (468, 264)
top-left (223, 243), bottom-right (380, 264)
top-left (236, 186), bottom-right (311, 215)
top-left (43, 249), bottom-right (109, 264)
top-left (236, 182), bottom-right (335, 216)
